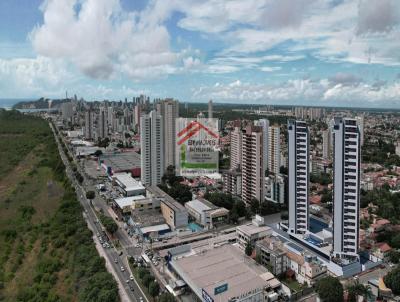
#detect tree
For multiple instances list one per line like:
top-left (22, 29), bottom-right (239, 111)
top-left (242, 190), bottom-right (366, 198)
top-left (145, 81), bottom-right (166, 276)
top-left (148, 281), bottom-right (160, 297)
top-left (142, 275), bottom-right (154, 288)
top-left (86, 191), bottom-right (95, 200)
top-left (347, 281), bottom-right (372, 302)
top-left (100, 214), bottom-right (118, 235)
top-left (250, 198), bottom-right (260, 214)
top-left (384, 266), bottom-right (400, 295)
top-left (315, 276), bottom-right (344, 302)
top-left (388, 250), bottom-right (400, 264)
top-left (245, 241), bottom-right (253, 256)
top-left (158, 292), bottom-right (175, 302)
top-left (94, 150), bottom-right (103, 157)
top-left (137, 267), bottom-right (148, 279)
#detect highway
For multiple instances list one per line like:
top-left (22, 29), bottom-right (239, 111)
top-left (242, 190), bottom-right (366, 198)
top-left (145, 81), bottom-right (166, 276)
top-left (50, 122), bottom-right (147, 302)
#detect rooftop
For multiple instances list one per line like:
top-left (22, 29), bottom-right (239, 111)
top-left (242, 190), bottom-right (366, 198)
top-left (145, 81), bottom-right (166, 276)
top-left (113, 173), bottom-right (145, 192)
top-left (236, 222), bottom-right (272, 236)
top-left (147, 186), bottom-right (187, 213)
top-left (101, 151), bottom-right (141, 172)
top-left (114, 195), bottom-right (146, 209)
top-left (171, 244), bottom-right (268, 301)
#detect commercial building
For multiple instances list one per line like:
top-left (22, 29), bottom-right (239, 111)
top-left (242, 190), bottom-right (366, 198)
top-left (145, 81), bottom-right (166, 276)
top-left (332, 117), bottom-right (361, 260)
top-left (155, 99), bottom-right (179, 169)
top-left (111, 173), bottom-right (145, 196)
top-left (236, 216), bottom-right (273, 249)
top-left (147, 186), bottom-right (188, 230)
top-left (100, 151), bottom-right (141, 176)
top-left (113, 195), bottom-right (157, 215)
top-left (241, 125), bottom-right (264, 205)
top-left (140, 110), bottom-right (164, 186)
top-left (254, 118), bottom-right (269, 174)
top-left (268, 125), bottom-right (281, 175)
top-left (185, 198), bottom-right (229, 229)
top-left (288, 120), bottom-right (310, 235)
top-left (168, 244), bottom-right (270, 302)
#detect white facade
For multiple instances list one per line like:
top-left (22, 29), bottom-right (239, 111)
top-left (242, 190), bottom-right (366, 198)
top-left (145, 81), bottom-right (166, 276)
top-left (255, 119), bottom-right (270, 175)
top-left (288, 120), bottom-right (309, 235)
top-left (268, 125), bottom-right (281, 175)
top-left (332, 117), bottom-right (360, 260)
top-left (156, 99), bottom-right (179, 169)
top-left (140, 111), bottom-right (164, 186)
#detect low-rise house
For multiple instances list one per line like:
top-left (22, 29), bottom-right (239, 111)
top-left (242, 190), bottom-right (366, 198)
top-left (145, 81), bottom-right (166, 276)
top-left (236, 216), bottom-right (273, 249)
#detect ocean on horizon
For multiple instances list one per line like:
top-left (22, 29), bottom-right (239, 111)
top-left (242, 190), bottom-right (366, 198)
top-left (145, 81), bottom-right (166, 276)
top-left (0, 98), bottom-right (36, 109)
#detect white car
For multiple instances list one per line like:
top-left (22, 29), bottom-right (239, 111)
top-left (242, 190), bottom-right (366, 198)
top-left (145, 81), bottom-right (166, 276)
top-left (121, 266), bottom-right (125, 272)
top-left (130, 275), bottom-right (134, 281)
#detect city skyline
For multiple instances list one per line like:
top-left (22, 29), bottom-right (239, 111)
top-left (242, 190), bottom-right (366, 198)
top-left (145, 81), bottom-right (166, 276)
top-left (1, 0), bottom-right (400, 108)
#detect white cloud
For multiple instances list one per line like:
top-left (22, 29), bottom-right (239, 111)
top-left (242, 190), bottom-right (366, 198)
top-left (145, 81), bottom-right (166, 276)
top-left (357, 0), bottom-right (400, 35)
top-left (0, 56), bottom-right (70, 97)
top-left (260, 66), bottom-right (282, 72)
top-left (30, 0), bottom-right (184, 81)
top-left (192, 77), bottom-right (400, 107)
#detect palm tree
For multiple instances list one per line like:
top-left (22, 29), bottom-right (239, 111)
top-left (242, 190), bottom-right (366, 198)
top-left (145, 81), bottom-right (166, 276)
top-left (347, 281), bottom-right (373, 302)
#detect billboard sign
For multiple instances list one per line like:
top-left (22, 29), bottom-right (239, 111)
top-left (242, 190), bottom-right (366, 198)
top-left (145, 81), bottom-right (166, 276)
top-left (176, 118), bottom-right (219, 177)
top-left (214, 283), bottom-right (228, 295)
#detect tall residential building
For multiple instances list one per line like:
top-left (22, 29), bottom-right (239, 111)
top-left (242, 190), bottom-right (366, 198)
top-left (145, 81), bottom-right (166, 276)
top-left (254, 119), bottom-right (269, 175)
top-left (332, 118), bottom-right (361, 260)
top-left (97, 107), bottom-right (107, 139)
top-left (230, 126), bottom-right (242, 170)
top-left (134, 104), bottom-right (141, 129)
top-left (208, 99), bottom-right (213, 120)
top-left (84, 110), bottom-right (94, 140)
top-left (61, 102), bottom-right (74, 121)
top-left (322, 129), bottom-right (331, 160)
top-left (140, 111), bottom-right (164, 186)
top-left (107, 106), bottom-right (114, 132)
top-left (155, 99), bottom-right (179, 169)
top-left (268, 125), bottom-right (281, 175)
top-left (241, 125), bottom-right (264, 205)
top-left (288, 120), bottom-right (309, 235)
top-left (356, 115), bottom-right (364, 146)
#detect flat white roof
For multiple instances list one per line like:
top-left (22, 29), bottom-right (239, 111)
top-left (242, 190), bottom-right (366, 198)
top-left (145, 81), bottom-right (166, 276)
top-left (171, 245), bottom-right (267, 301)
top-left (140, 224), bottom-right (170, 234)
top-left (114, 173), bottom-right (145, 191)
top-left (186, 199), bottom-right (212, 213)
top-left (114, 195), bottom-right (146, 208)
top-left (236, 223), bottom-right (272, 236)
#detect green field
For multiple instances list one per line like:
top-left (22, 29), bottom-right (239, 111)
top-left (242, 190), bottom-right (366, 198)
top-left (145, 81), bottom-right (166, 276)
top-left (0, 110), bottom-right (119, 302)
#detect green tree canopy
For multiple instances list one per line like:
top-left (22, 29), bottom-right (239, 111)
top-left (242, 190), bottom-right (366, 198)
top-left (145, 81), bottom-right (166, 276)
top-left (384, 266), bottom-right (400, 295)
top-left (315, 276), bottom-right (344, 302)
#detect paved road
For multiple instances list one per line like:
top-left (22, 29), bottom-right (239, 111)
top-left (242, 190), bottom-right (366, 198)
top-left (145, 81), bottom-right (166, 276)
top-left (50, 123), bottom-right (147, 302)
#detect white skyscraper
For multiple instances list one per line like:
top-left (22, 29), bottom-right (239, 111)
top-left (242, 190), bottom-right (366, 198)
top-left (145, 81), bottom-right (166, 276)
top-left (332, 117), bottom-right (360, 260)
top-left (140, 111), bottom-right (164, 186)
top-left (268, 125), bottom-right (281, 175)
top-left (288, 120), bottom-right (309, 235)
top-left (322, 129), bottom-right (331, 160)
top-left (156, 99), bottom-right (179, 169)
top-left (84, 110), bottom-right (94, 140)
top-left (254, 119), bottom-right (269, 174)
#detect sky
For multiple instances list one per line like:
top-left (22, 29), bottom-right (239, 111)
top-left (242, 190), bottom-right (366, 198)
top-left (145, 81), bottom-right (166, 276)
top-left (1, 0), bottom-right (400, 108)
